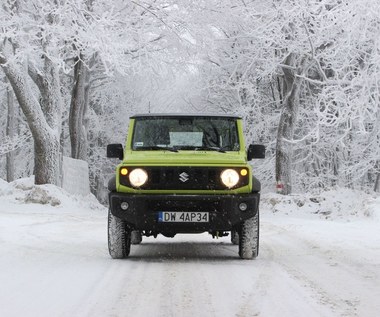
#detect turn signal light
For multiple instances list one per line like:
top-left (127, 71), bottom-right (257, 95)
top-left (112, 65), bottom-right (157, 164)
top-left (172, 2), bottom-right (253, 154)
top-left (240, 169), bottom-right (248, 176)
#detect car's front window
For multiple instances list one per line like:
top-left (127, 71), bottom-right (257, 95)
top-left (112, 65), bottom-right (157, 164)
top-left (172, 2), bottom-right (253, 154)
top-left (132, 117), bottom-right (240, 151)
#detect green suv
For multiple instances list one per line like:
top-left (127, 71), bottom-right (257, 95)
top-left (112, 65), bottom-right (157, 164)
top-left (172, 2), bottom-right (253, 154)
top-left (107, 114), bottom-right (265, 259)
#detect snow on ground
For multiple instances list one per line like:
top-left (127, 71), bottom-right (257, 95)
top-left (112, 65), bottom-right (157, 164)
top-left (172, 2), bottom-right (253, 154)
top-left (0, 178), bottom-right (380, 317)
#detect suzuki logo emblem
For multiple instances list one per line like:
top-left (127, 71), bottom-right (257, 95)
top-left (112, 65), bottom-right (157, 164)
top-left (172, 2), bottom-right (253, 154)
top-left (179, 172), bottom-right (189, 182)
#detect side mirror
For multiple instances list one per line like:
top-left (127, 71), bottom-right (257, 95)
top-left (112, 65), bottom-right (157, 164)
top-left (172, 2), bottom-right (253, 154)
top-left (247, 144), bottom-right (265, 161)
top-left (107, 143), bottom-right (124, 160)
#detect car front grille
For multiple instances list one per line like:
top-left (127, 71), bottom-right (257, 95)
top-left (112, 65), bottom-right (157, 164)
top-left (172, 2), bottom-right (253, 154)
top-left (147, 167), bottom-right (222, 190)
top-left (119, 166), bottom-right (248, 190)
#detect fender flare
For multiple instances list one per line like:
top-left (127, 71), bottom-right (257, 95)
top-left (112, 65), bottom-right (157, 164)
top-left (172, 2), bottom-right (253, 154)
top-left (108, 175), bottom-right (116, 192)
top-left (252, 175), bottom-right (261, 193)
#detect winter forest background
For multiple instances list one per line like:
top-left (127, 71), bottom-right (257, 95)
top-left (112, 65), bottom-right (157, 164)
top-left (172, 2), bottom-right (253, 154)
top-left (1, 0), bottom-right (380, 203)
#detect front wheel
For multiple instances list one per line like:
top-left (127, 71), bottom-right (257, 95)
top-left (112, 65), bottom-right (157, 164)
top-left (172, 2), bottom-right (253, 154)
top-left (238, 211), bottom-right (259, 260)
top-left (108, 209), bottom-right (131, 259)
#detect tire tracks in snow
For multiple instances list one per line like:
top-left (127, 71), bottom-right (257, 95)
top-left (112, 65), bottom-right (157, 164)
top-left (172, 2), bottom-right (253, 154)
top-left (261, 221), bottom-right (376, 317)
top-left (99, 241), bottom-right (223, 317)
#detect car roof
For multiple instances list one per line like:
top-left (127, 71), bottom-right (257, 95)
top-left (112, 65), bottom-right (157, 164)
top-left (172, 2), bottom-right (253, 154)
top-left (130, 113), bottom-right (241, 119)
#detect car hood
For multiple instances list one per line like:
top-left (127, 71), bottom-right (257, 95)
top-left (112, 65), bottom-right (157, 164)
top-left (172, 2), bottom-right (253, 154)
top-left (122, 150), bottom-right (247, 166)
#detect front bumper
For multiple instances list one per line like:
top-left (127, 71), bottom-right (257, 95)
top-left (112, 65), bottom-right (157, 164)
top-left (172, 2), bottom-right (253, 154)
top-left (109, 192), bottom-right (260, 233)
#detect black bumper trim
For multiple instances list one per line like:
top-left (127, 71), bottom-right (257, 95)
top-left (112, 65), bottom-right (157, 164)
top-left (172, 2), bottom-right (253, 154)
top-left (109, 193), bottom-right (260, 233)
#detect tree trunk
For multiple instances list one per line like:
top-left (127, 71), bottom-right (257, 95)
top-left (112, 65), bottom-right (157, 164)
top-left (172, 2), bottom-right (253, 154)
top-left (1, 43), bottom-right (62, 186)
top-left (275, 53), bottom-right (305, 195)
top-left (69, 0), bottom-right (94, 161)
top-left (6, 84), bottom-right (15, 182)
top-left (33, 133), bottom-right (61, 185)
top-left (374, 173), bottom-right (380, 192)
top-left (374, 160), bottom-right (380, 192)
top-left (69, 55), bottom-right (89, 160)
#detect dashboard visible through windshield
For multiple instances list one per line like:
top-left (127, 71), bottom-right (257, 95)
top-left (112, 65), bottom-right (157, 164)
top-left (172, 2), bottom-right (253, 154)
top-left (132, 117), bottom-right (240, 152)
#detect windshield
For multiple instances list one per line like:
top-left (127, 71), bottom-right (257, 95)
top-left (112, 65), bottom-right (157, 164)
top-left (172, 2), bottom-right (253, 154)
top-left (132, 117), bottom-right (240, 151)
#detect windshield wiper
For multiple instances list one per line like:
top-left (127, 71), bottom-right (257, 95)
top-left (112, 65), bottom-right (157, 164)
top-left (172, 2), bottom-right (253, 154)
top-left (135, 146), bottom-right (178, 152)
top-left (194, 146), bottom-right (226, 153)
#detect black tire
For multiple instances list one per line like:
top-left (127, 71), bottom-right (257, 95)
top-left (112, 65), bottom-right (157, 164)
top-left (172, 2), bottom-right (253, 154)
top-left (108, 209), bottom-right (131, 259)
top-left (131, 230), bottom-right (143, 245)
top-left (231, 229), bottom-right (239, 245)
top-left (238, 211), bottom-right (259, 260)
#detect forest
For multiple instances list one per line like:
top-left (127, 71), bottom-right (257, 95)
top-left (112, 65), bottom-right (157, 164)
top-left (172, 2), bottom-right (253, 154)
top-left (1, 0), bottom-right (380, 202)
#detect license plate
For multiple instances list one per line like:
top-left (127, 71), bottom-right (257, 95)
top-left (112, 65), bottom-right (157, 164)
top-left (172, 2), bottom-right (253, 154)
top-left (158, 212), bottom-right (209, 223)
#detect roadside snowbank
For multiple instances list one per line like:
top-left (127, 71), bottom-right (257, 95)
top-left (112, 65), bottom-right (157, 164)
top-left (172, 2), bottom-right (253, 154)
top-left (0, 177), bottom-right (105, 213)
top-left (261, 188), bottom-right (380, 222)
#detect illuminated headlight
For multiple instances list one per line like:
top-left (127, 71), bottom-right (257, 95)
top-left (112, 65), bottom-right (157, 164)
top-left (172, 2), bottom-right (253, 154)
top-left (220, 169), bottom-right (239, 188)
top-left (129, 168), bottom-right (148, 187)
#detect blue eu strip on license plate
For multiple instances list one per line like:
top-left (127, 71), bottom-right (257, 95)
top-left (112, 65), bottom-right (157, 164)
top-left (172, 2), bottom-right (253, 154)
top-left (158, 212), bottom-right (209, 223)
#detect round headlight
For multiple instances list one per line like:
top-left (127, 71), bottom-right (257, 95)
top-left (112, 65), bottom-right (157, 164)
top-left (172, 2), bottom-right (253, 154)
top-left (220, 169), bottom-right (239, 188)
top-left (129, 168), bottom-right (148, 187)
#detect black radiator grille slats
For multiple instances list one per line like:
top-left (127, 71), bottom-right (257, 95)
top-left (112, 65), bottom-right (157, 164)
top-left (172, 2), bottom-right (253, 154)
top-left (147, 167), bottom-right (223, 190)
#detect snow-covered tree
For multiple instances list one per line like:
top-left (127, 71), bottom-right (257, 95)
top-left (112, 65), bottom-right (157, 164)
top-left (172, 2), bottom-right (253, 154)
top-left (0, 0), bottom-right (175, 185)
top-left (189, 0), bottom-right (380, 193)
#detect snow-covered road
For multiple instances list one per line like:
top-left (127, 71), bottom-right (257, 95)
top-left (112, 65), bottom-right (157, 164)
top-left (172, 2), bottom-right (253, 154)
top-left (0, 180), bottom-right (380, 317)
top-left (1, 188), bottom-right (380, 317)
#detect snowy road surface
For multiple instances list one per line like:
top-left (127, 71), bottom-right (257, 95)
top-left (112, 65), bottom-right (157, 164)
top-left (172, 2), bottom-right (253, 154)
top-left (1, 204), bottom-right (380, 317)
